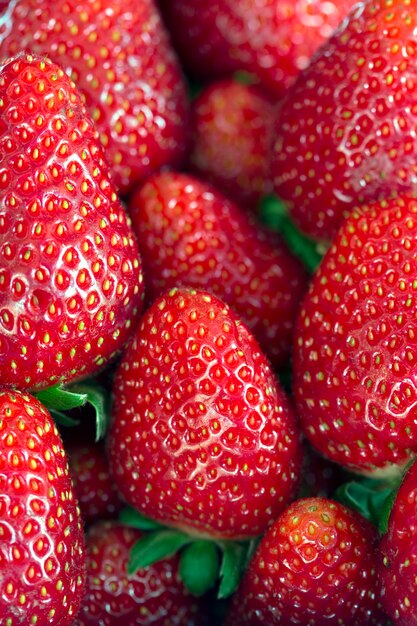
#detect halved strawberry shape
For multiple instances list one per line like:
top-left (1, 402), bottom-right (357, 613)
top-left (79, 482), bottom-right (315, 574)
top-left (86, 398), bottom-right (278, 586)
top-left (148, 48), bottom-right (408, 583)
top-left (0, 389), bottom-right (86, 625)
top-left (224, 497), bottom-right (389, 625)
top-left (0, 0), bottom-right (190, 193)
top-left (0, 53), bottom-right (144, 391)
top-left (128, 171), bottom-right (309, 369)
top-left (108, 287), bottom-right (302, 541)
top-left (271, 0), bottom-right (417, 242)
top-left (293, 193), bottom-right (417, 476)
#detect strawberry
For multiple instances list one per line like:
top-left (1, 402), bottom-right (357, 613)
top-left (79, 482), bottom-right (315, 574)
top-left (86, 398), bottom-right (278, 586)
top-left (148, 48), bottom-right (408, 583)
top-left (187, 78), bottom-right (275, 210)
top-left (108, 287), bottom-right (302, 540)
top-left (0, 53), bottom-right (144, 391)
top-left (0, 0), bottom-right (189, 193)
top-left (224, 497), bottom-right (388, 625)
top-left (271, 0), bottom-right (417, 242)
top-left (67, 440), bottom-right (123, 525)
top-left (293, 194), bottom-right (417, 476)
top-left (379, 458), bottom-right (417, 625)
top-left (74, 521), bottom-right (207, 626)
top-left (128, 171), bottom-right (308, 369)
top-left (0, 389), bottom-right (86, 625)
top-left (159, 0), bottom-right (357, 96)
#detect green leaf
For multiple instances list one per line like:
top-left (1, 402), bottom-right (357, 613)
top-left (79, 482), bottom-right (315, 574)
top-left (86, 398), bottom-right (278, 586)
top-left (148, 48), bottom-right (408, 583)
top-left (36, 384), bottom-right (88, 412)
top-left (259, 194), bottom-right (324, 273)
top-left (179, 541), bottom-right (220, 597)
top-left (128, 529), bottom-right (192, 574)
top-left (48, 409), bottom-right (80, 428)
top-left (217, 541), bottom-right (247, 599)
top-left (334, 480), bottom-right (394, 529)
top-left (70, 381), bottom-right (110, 441)
top-left (119, 507), bottom-right (164, 531)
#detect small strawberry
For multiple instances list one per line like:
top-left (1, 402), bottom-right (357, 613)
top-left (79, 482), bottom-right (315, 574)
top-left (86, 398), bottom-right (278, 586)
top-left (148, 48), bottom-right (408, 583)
top-left (0, 0), bottom-right (189, 193)
top-left (293, 194), bottom-right (417, 475)
top-left (271, 0), bottom-right (417, 242)
top-left (225, 497), bottom-right (388, 625)
top-left (379, 458), bottom-right (417, 625)
top-left (159, 0), bottom-right (357, 96)
top-left (0, 53), bottom-right (144, 391)
top-left (0, 389), bottom-right (86, 625)
top-left (108, 287), bottom-right (302, 540)
top-left (74, 521), bottom-right (207, 626)
top-left (187, 78), bottom-right (275, 210)
top-left (128, 171), bottom-right (308, 369)
top-left (67, 440), bottom-right (123, 525)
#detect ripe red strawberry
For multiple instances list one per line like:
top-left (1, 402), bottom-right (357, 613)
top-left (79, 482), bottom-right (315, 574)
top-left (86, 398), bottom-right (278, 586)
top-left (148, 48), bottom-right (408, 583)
top-left (0, 53), bottom-right (144, 391)
top-left (225, 497), bottom-right (388, 625)
top-left (0, 0), bottom-right (189, 193)
top-left (128, 171), bottom-right (308, 369)
top-left (293, 194), bottom-right (417, 476)
top-left (187, 78), bottom-right (275, 210)
top-left (271, 0), bottom-right (417, 242)
top-left (67, 440), bottom-right (123, 525)
top-left (74, 521), bottom-right (207, 626)
top-left (108, 287), bottom-right (302, 540)
top-left (0, 389), bottom-right (86, 625)
top-left (379, 459), bottom-right (417, 625)
top-left (159, 0), bottom-right (357, 96)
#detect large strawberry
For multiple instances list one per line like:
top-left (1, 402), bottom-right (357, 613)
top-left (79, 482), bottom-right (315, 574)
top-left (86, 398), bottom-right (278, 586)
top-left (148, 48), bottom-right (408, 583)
top-left (0, 0), bottom-right (189, 193)
top-left (271, 0), bottom-right (417, 242)
top-left (74, 521), bottom-right (207, 626)
top-left (224, 497), bottom-right (388, 625)
top-left (0, 53), bottom-right (144, 391)
top-left (187, 78), bottom-right (275, 210)
top-left (159, 0), bottom-right (357, 96)
top-left (128, 171), bottom-right (308, 369)
top-left (293, 194), bottom-right (417, 476)
top-left (0, 389), bottom-right (86, 625)
top-left (108, 287), bottom-right (302, 540)
top-left (379, 458), bottom-right (417, 625)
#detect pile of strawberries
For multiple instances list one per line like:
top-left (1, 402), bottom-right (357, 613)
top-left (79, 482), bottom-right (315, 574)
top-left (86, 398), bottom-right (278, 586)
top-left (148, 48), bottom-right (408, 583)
top-left (2, 1), bottom-right (417, 625)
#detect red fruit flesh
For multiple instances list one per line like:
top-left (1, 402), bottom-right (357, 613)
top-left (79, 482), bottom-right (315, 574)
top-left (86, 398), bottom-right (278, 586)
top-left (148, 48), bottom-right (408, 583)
top-left (225, 497), bottom-right (388, 625)
top-left (379, 459), bottom-right (417, 625)
top-left (0, 54), bottom-right (144, 391)
top-left (74, 521), bottom-right (206, 626)
top-left (108, 287), bottom-right (302, 540)
top-left (293, 195), bottom-right (417, 475)
top-left (272, 0), bottom-right (417, 241)
top-left (128, 171), bottom-right (308, 369)
top-left (0, 0), bottom-right (189, 193)
top-left (0, 390), bottom-right (86, 625)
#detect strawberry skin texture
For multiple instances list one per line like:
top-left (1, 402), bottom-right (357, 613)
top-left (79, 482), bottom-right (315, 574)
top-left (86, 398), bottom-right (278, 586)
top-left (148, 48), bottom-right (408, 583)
top-left (272, 0), bottom-right (417, 242)
top-left (0, 0), bottom-right (189, 193)
top-left (160, 0), bottom-right (356, 96)
top-left (379, 460), bottom-right (417, 625)
top-left (225, 497), bottom-right (388, 625)
top-left (128, 172), bottom-right (308, 369)
top-left (108, 287), bottom-right (302, 540)
top-left (74, 521), bottom-right (207, 626)
top-left (293, 195), bottom-right (417, 475)
top-left (67, 441), bottom-right (123, 526)
top-left (188, 78), bottom-right (275, 210)
top-left (0, 390), bottom-right (86, 625)
top-left (0, 54), bottom-right (144, 391)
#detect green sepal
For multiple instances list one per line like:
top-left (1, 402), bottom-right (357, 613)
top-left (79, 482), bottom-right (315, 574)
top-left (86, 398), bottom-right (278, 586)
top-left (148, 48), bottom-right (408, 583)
top-left (119, 507), bottom-right (164, 531)
top-left (128, 529), bottom-right (192, 574)
top-left (35, 379), bottom-right (110, 441)
top-left (334, 480), bottom-right (393, 530)
top-left (179, 541), bottom-right (220, 597)
top-left (259, 194), bottom-right (325, 273)
top-left (232, 70), bottom-right (258, 86)
top-left (217, 541), bottom-right (248, 599)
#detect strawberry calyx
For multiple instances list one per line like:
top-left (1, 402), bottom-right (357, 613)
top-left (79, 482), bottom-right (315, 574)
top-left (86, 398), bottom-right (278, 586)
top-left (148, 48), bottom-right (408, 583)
top-left (333, 462), bottom-right (416, 535)
top-left (260, 194), bottom-right (325, 273)
top-left (119, 506), bottom-right (257, 599)
top-left (34, 378), bottom-right (110, 440)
